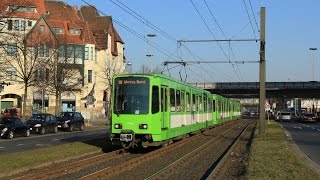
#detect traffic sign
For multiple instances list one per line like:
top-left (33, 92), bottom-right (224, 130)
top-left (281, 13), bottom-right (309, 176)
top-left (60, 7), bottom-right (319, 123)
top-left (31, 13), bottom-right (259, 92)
top-left (265, 101), bottom-right (271, 111)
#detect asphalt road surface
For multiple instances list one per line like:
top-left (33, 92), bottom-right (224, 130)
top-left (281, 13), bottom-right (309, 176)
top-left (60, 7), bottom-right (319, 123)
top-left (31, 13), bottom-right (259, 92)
top-left (279, 121), bottom-right (320, 166)
top-left (0, 127), bottom-right (108, 155)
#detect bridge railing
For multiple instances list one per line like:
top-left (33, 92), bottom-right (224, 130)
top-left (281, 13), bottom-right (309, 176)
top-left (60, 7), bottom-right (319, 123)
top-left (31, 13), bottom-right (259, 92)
top-left (190, 81), bottom-right (320, 89)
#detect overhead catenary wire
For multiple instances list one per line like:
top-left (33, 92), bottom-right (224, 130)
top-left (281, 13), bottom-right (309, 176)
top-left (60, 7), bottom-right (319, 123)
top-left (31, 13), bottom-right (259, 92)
top-left (81, 0), bottom-right (259, 82)
top-left (248, 0), bottom-right (260, 32)
top-left (80, 0), bottom-right (180, 61)
top-left (109, 0), bottom-right (222, 64)
top-left (107, 0), bottom-right (236, 81)
top-left (189, 0), bottom-right (244, 82)
top-left (242, 0), bottom-right (258, 40)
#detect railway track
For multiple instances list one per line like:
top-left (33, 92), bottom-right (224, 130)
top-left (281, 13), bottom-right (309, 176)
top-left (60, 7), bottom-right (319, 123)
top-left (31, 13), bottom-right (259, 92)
top-left (80, 120), bottom-right (244, 179)
top-left (9, 120), bottom-right (253, 180)
top-left (12, 150), bottom-right (127, 180)
top-left (145, 121), bottom-right (254, 179)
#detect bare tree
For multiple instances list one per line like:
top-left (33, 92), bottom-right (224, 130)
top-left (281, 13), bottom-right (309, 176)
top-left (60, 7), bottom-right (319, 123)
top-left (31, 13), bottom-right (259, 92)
top-left (0, 29), bottom-right (56, 119)
top-left (96, 56), bottom-right (125, 123)
top-left (34, 44), bottom-right (84, 115)
top-left (0, 2), bottom-right (25, 84)
top-left (138, 64), bottom-right (162, 74)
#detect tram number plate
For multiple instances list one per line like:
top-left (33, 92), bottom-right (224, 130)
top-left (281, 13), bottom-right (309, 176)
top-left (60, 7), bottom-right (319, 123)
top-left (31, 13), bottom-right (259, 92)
top-left (120, 134), bottom-right (133, 142)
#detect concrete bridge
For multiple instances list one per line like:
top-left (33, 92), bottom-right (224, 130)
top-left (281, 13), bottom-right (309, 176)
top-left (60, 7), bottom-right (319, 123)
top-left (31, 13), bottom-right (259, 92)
top-left (190, 81), bottom-right (320, 98)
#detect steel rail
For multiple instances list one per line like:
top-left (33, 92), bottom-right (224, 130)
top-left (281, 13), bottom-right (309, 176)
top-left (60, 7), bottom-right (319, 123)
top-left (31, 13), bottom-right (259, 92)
top-left (145, 121), bottom-right (248, 179)
top-left (204, 121), bottom-right (254, 179)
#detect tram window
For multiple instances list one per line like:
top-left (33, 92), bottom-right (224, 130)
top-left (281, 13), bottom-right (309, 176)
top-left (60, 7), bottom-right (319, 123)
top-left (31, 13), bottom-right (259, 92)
top-left (204, 97), bottom-right (207, 112)
top-left (213, 100), bottom-right (216, 112)
top-left (199, 96), bottom-right (203, 112)
top-left (208, 99), bottom-right (212, 112)
top-left (186, 92), bottom-right (190, 112)
top-left (192, 94), bottom-right (196, 112)
top-left (161, 88), bottom-right (164, 112)
top-left (176, 90), bottom-right (181, 112)
top-left (152, 86), bottom-right (159, 114)
top-left (217, 100), bottom-right (220, 112)
top-left (181, 91), bottom-right (185, 112)
top-left (195, 95), bottom-right (198, 112)
top-left (170, 88), bottom-right (175, 112)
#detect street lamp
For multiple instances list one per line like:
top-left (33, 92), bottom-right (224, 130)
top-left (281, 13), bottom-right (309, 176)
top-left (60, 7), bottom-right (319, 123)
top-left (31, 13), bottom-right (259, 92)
top-left (309, 48), bottom-right (317, 81)
top-left (126, 62), bottom-right (132, 73)
top-left (309, 47), bottom-right (317, 113)
top-left (146, 34), bottom-right (156, 72)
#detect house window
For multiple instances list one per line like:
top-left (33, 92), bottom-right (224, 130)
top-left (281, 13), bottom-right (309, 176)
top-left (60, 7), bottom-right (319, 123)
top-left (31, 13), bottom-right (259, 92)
top-left (95, 49), bottom-right (97, 61)
top-left (53, 27), bottom-right (63, 34)
top-left (40, 25), bottom-right (44, 32)
top-left (90, 47), bottom-right (93, 60)
top-left (75, 46), bottom-right (82, 59)
top-left (58, 46), bottom-right (65, 58)
top-left (7, 20), bottom-right (12, 30)
top-left (67, 46), bottom-right (74, 58)
top-left (28, 21), bottom-right (32, 27)
top-left (13, 20), bottom-right (19, 31)
top-left (9, 5), bottom-right (36, 13)
top-left (69, 28), bottom-right (81, 35)
top-left (88, 70), bottom-right (92, 83)
top-left (84, 47), bottom-right (89, 60)
top-left (45, 45), bottom-right (49, 57)
top-left (7, 44), bottom-right (17, 56)
top-left (6, 68), bottom-right (16, 80)
top-left (20, 20), bottom-right (26, 31)
top-left (37, 45), bottom-right (49, 57)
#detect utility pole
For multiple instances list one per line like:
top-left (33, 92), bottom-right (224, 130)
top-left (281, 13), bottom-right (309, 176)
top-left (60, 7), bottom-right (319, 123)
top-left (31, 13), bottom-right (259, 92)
top-left (259, 7), bottom-right (266, 136)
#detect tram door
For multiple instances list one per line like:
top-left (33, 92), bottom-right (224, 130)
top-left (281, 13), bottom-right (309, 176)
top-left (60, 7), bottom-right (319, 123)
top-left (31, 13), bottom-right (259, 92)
top-left (161, 86), bottom-right (169, 129)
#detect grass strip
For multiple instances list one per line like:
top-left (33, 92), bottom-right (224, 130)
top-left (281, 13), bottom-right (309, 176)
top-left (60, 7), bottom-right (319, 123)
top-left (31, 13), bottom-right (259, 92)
top-left (246, 121), bottom-right (320, 179)
top-left (0, 138), bottom-right (106, 177)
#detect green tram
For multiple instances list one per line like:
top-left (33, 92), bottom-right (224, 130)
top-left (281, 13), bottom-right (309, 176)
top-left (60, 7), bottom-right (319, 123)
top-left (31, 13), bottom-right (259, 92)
top-left (110, 74), bottom-right (241, 149)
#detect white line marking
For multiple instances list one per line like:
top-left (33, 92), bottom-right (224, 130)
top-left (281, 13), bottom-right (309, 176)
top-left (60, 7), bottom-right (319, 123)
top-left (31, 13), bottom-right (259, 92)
top-left (0, 147), bottom-right (5, 149)
top-left (52, 138), bottom-right (63, 141)
top-left (17, 144), bottom-right (24, 146)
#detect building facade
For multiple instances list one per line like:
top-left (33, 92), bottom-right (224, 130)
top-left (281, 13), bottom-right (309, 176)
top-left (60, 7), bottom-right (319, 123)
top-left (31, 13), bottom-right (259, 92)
top-left (0, 0), bottom-right (125, 119)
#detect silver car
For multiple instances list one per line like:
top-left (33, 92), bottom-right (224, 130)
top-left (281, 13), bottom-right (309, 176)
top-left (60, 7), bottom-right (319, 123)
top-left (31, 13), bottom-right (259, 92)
top-left (279, 112), bottom-right (292, 121)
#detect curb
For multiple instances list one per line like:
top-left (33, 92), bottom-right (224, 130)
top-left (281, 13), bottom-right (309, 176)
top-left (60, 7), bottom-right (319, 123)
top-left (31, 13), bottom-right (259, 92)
top-left (280, 124), bottom-right (320, 175)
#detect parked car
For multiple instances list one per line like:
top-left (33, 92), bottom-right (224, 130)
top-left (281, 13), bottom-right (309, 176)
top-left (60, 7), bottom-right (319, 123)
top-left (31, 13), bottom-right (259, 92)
top-left (279, 112), bottom-right (293, 121)
top-left (301, 113), bottom-right (317, 123)
top-left (56, 112), bottom-right (84, 132)
top-left (0, 117), bottom-right (30, 139)
top-left (276, 111), bottom-right (293, 121)
top-left (316, 112), bottom-right (320, 122)
top-left (26, 114), bottom-right (58, 134)
top-left (1, 108), bottom-right (19, 118)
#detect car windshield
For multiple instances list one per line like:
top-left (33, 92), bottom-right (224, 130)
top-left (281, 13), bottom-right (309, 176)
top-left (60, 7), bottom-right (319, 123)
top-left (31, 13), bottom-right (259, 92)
top-left (0, 118), bottom-right (14, 124)
top-left (29, 114), bottom-right (46, 120)
top-left (281, 112), bottom-right (291, 115)
top-left (58, 112), bottom-right (74, 118)
top-left (304, 113), bottom-right (316, 117)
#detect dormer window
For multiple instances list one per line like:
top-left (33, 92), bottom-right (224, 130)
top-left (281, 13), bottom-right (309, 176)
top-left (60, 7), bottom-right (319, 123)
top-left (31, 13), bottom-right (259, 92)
top-left (53, 27), bottom-right (64, 34)
top-left (69, 28), bottom-right (81, 35)
top-left (8, 5), bottom-right (37, 13)
top-left (40, 25), bottom-right (44, 32)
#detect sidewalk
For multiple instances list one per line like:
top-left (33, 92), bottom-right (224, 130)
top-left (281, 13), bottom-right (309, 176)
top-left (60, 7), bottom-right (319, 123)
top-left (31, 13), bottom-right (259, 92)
top-left (84, 118), bottom-right (109, 128)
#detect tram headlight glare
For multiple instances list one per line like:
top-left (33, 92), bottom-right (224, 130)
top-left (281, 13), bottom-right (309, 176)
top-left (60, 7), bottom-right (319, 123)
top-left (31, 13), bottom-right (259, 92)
top-left (114, 123), bottom-right (122, 129)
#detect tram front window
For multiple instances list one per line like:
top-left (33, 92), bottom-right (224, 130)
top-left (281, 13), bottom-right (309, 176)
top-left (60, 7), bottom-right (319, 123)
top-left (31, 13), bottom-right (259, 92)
top-left (114, 77), bottom-right (149, 114)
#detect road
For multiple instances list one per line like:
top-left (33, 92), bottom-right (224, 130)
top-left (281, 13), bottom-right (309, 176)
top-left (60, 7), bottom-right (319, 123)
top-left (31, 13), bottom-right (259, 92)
top-left (279, 121), bottom-right (320, 166)
top-left (0, 127), bottom-right (108, 155)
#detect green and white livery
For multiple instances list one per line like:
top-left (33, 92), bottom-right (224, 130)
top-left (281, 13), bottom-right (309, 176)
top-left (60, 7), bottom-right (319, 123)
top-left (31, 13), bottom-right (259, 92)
top-left (111, 74), bottom-right (241, 149)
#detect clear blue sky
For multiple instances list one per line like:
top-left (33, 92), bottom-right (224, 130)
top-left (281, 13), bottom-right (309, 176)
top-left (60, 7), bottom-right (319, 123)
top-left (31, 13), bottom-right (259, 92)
top-left (65, 0), bottom-right (320, 82)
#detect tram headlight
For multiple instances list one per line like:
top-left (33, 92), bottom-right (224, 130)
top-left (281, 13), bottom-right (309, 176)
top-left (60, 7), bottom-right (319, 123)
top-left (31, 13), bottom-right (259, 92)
top-left (139, 124), bottom-right (148, 129)
top-left (114, 123), bottom-right (122, 129)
